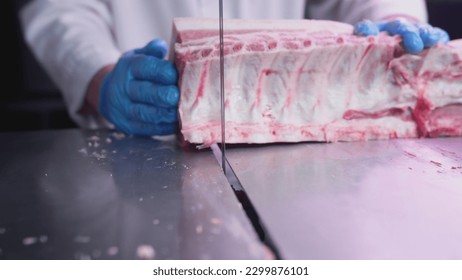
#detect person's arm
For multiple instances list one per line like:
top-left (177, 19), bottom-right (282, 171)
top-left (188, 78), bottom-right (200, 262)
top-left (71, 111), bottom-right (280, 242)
top-left (19, 0), bottom-right (121, 128)
top-left (80, 64), bottom-right (114, 116)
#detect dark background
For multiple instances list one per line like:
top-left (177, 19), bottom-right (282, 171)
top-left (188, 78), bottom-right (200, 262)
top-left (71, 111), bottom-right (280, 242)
top-left (1, 0), bottom-right (461, 132)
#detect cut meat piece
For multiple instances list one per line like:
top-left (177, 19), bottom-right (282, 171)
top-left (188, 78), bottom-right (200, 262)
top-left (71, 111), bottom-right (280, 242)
top-left (173, 18), bottom-right (462, 145)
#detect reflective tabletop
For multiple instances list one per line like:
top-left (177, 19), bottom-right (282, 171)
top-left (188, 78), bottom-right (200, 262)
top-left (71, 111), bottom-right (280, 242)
top-left (226, 138), bottom-right (462, 259)
top-left (0, 129), bottom-right (267, 260)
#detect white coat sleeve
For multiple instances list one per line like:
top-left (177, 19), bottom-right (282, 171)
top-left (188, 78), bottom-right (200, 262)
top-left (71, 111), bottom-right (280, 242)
top-left (19, 0), bottom-right (122, 129)
top-left (306, 0), bottom-right (428, 25)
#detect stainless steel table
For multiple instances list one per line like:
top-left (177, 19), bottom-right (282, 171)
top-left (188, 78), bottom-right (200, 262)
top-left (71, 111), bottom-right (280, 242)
top-left (0, 129), bottom-right (267, 260)
top-left (2, 128), bottom-right (461, 260)
top-left (226, 138), bottom-right (462, 259)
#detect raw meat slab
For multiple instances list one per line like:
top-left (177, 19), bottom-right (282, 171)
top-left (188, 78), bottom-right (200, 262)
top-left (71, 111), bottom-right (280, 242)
top-left (173, 18), bottom-right (462, 145)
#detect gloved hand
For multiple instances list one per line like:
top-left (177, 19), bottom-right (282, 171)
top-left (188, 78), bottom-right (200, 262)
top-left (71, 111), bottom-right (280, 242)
top-left (99, 39), bottom-right (179, 136)
top-left (354, 18), bottom-right (450, 54)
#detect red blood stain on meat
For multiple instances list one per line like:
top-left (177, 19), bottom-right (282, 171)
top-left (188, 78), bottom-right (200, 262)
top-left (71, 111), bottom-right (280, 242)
top-left (356, 44), bottom-right (373, 70)
top-left (268, 41), bottom-right (277, 50)
top-left (283, 41), bottom-right (299, 49)
top-left (430, 160), bottom-right (443, 167)
top-left (232, 43), bottom-right (243, 52)
top-left (404, 151), bottom-right (417, 158)
top-left (263, 69), bottom-right (279, 76)
top-left (192, 61), bottom-right (209, 108)
top-left (343, 108), bottom-right (405, 120)
top-left (246, 42), bottom-right (265, 52)
top-left (412, 96), bottom-right (432, 137)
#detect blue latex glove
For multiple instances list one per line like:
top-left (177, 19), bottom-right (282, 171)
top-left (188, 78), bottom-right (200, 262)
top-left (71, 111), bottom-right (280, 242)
top-left (99, 39), bottom-right (179, 136)
top-left (354, 18), bottom-right (450, 54)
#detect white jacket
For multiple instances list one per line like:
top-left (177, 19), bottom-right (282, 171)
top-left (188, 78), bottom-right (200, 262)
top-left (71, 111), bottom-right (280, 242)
top-left (20, 0), bottom-right (427, 129)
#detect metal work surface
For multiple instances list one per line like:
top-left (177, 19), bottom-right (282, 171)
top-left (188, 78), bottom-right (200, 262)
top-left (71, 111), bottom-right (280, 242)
top-left (226, 138), bottom-right (462, 259)
top-left (0, 129), bottom-right (268, 260)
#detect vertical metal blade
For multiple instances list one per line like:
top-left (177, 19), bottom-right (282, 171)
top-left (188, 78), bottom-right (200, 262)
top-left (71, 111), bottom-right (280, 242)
top-left (219, 0), bottom-right (226, 174)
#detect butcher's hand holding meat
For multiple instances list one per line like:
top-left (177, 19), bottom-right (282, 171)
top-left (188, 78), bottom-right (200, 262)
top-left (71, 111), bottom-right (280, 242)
top-left (100, 18), bottom-right (449, 137)
top-left (354, 18), bottom-right (450, 54)
top-left (99, 39), bottom-right (180, 136)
